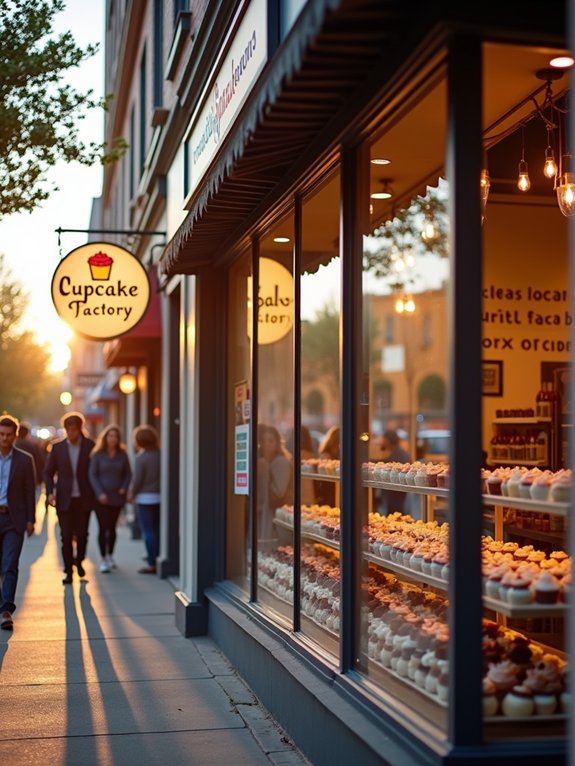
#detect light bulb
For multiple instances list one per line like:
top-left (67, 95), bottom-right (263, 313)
top-left (394, 297), bottom-right (405, 314)
top-left (405, 253), bottom-right (415, 268)
top-left (544, 148), bottom-right (558, 179)
top-left (480, 168), bottom-right (490, 213)
top-left (517, 160), bottom-right (531, 192)
top-left (404, 297), bottom-right (416, 313)
top-left (422, 221), bottom-right (436, 241)
top-left (557, 172), bottom-right (575, 216)
top-left (394, 259), bottom-right (405, 272)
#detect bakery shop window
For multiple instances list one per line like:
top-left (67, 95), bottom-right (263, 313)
top-left (359, 62), bottom-right (450, 733)
top-left (480, 41), bottom-right (571, 738)
top-left (298, 167), bottom-right (342, 653)
top-left (256, 210), bottom-right (295, 623)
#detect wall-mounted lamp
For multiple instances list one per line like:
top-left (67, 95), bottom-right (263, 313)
top-left (118, 370), bottom-right (137, 395)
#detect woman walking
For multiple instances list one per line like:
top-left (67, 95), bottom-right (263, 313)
top-left (89, 425), bottom-right (132, 573)
top-left (128, 425), bottom-right (160, 574)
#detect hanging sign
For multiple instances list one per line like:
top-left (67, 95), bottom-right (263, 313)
top-left (247, 258), bottom-right (294, 344)
top-left (51, 242), bottom-right (151, 341)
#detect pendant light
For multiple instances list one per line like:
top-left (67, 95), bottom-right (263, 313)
top-left (544, 126), bottom-right (558, 179)
top-left (517, 125), bottom-right (531, 192)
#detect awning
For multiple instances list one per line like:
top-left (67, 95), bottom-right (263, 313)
top-left (160, 0), bottom-right (399, 276)
top-left (103, 269), bottom-right (162, 368)
top-left (88, 381), bottom-right (120, 405)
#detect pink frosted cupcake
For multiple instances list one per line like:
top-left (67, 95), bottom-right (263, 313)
top-left (534, 571), bottom-right (561, 604)
top-left (487, 471), bottom-right (503, 496)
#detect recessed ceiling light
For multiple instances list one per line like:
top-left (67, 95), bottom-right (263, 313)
top-left (273, 236), bottom-right (290, 243)
top-left (370, 191), bottom-right (392, 200)
top-left (371, 158), bottom-right (391, 165)
top-left (549, 56), bottom-right (574, 69)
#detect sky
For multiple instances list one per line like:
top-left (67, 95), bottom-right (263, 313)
top-left (0, 0), bottom-right (105, 372)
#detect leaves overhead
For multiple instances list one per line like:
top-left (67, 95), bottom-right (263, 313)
top-left (0, 0), bottom-right (125, 217)
top-left (0, 254), bottom-right (53, 415)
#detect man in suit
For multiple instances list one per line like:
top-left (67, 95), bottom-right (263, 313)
top-left (0, 414), bottom-right (36, 630)
top-left (44, 412), bottom-right (95, 584)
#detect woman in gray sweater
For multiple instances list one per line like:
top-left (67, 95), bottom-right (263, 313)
top-left (89, 425), bottom-right (132, 572)
top-left (127, 425), bottom-right (160, 574)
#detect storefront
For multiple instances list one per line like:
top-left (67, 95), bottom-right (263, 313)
top-left (160, 2), bottom-right (572, 763)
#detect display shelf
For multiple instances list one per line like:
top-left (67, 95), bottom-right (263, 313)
top-left (504, 526), bottom-right (565, 546)
top-left (274, 517), bottom-right (340, 549)
top-left (482, 595), bottom-right (566, 618)
top-left (481, 495), bottom-right (569, 517)
top-left (485, 713), bottom-right (567, 724)
top-left (363, 480), bottom-right (450, 499)
top-left (369, 658), bottom-right (448, 709)
top-left (364, 552), bottom-right (447, 590)
top-left (301, 471), bottom-right (339, 482)
top-left (486, 459), bottom-right (548, 468)
top-left (492, 417), bottom-right (552, 424)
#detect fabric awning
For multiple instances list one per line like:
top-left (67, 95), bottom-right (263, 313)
top-left (103, 269), bottom-right (162, 368)
top-left (160, 0), bottom-right (399, 276)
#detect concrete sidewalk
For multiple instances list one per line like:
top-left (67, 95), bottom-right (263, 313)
top-left (0, 503), bottom-right (310, 766)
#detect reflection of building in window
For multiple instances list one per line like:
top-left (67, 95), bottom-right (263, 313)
top-left (422, 311), bottom-right (432, 349)
top-left (418, 374), bottom-right (446, 411)
top-left (384, 313), bottom-right (394, 343)
top-left (373, 379), bottom-right (392, 411)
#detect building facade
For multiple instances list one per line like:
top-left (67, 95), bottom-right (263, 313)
top-left (100, 2), bottom-right (573, 764)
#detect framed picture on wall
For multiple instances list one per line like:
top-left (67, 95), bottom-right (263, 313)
top-left (482, 360), bottom-right (503, 397)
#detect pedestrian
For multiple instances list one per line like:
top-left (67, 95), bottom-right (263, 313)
top-left (127, 425), bottom-right (160, 574)
top-left (89, 424), bottom-right (132, 573)
top-left (0, 414), bottom-right (36, 630)
top-left (44, 412), bottom-right (96, 584)
top-left (15, 421), bottom-right (45, 505)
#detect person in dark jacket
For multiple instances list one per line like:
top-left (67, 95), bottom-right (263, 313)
top-left (127, 425), bottom-right (160, 574)
top-left (44, 412), bottom-right (96, 584)
top-left (89, 425), bottom-right (132, 573)
top-left (0, 414), bottom-right (36, 630)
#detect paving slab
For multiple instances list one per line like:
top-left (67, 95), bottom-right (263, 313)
top-left (0, 502), bottom-right (311, 766)
top-left (0, 729), bottom-right (274, 766)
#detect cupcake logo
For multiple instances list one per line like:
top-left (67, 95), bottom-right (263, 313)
top-left (88, 251), bottom-right (114, 280)
top-left (51, 242), bottom-right (151, 341)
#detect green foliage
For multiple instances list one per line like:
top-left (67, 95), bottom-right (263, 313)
top-left (0, 0), bottom-right (126, 217)
top-left (0, 254), bottom-right (53, 414)
top-left (363, 190), bottom-right (449, 284)
top-left (301, 305), bottom-right (339, 395)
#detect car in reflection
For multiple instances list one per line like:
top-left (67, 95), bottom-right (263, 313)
top-left (416, 429), bottom-right (450, 463)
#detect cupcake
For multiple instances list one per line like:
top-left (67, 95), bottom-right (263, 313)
top-left (437, 672), bottom-right (449, 702)
top-left (502, 685), bottom-right (534, 717)
top-left (534, 571), bottom-right (561, 604)
top-left (487, 660), bottom-right (519, 697)
top-left (533, 692), bottom-right (558, 716)
top-left (551, 475), bottom-right (571, 503)
top-left (530, 473), bottom-right (552, 502)
top-left (483, 678), bottom-right (499, 717)
top-left (487, 472), bottom-right (503, 496)
top-left (506, 572), bottom-right (534, 605)
top-left (506, 469), bottom-right (524, 498)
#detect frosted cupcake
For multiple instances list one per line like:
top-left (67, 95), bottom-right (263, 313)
top-left (487, 660), bottom-right (519, 698)
top-left (551, 474), bottom-right (571, 502)
top-left (534, 571), bottom-right (561, 604)
top-left (506, 469), bottom-right (524, 498)
top-left (486, 472), bottom-right (503, 496)
top-left (482, 679), bottom-right (499, 717)
top-left (507, 572), bottom-right (534, 605)
top-left (530, 472), bottom-right (552, 502)
top-left (502, 685), bottom-right (534, 717)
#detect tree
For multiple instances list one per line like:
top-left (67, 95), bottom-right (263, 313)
top-left (0, 0), bottom-right (126, 217)
top-left (0, 254), bottom-right (54, 414)
top-left (363, 187), bottom-right (449, 288)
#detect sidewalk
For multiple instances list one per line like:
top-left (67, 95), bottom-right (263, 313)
top-left (0, 503), bottom-right (311, 766)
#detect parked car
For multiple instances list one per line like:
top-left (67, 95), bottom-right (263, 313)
top-left (416, 429), bottom-right (450, 463)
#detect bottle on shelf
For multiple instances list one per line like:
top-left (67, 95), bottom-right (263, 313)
top-left (536, 381), bottom-right (552, 419)
top-left (527, 431), bottom-right (538, 462)
top-left (536, 430), bottom-right (548, 464)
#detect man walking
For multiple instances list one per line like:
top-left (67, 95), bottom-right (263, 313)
top-left (44, 412), bottom-right (95, 584)
top-left (0, 414), bottom-right (36, 630)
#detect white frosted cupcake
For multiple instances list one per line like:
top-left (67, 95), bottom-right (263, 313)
top-left (502, 685), bottom-right (534, 717)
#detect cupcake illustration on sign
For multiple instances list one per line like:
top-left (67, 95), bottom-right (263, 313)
top-left (88, 251), bottom-right (114, 280)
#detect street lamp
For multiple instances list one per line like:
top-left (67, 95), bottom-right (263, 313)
top-left (60, 391), bottom-right (72, 406)
top-left (118, 370), bottom-right (137, 395)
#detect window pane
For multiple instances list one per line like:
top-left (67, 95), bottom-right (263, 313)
top-left (360, 69), bottom-right (449, 735)
top-left (299, 168), bottom-right (341, 654)
top-left (481, 42), bottom-right (570, 739)
top-left (256, 212), bottom-right (295, 624)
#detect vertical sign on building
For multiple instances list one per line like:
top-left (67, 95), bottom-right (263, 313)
top-left (185, 0), bottom-right (268, 198)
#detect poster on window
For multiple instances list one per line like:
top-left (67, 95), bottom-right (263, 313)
top-left (234, 424), bottom-right (249, 495)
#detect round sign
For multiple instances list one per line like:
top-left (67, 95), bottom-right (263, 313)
top-left (51, 242), bottom-right (151, 341)
top-left (248, 258), bottom-right (294, 344)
